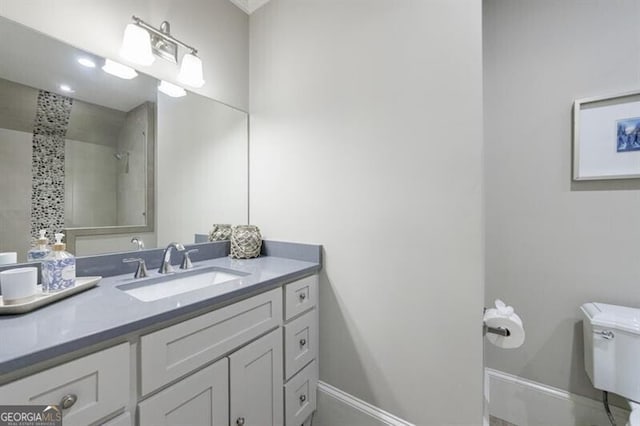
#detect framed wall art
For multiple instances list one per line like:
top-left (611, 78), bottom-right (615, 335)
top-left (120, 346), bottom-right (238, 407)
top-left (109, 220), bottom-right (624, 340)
top-left (573, 90), bottom-right (640, 180)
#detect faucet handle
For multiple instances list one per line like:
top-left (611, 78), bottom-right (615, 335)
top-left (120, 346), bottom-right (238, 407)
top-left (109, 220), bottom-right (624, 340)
top-left (180, 249), bottom-right (199, 270)
top-left (123, 258), bottom-right (149, 279)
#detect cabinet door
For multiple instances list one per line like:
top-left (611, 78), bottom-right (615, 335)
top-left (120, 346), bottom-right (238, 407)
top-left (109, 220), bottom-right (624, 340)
top-left (138, 358), bottom-right (228, 426)
top-left (230, 328), bottom-right (284, 426)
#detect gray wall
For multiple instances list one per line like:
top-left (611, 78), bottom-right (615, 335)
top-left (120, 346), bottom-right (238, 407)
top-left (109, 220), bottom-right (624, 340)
top-left (484, 0), bottom-right (640, 403)
top-left (0, 78), bottom-right (38, 133)
top-left (67, 101), bottom-right (125, 148)
top-left (65, 138), bottom-right (117, 227)
top-left (249, 0), bottom-right (484, 424)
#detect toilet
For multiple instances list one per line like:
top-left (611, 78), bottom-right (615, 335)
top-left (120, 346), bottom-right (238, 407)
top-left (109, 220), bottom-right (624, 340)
top-left (581, 302), bottom-right (640, 426)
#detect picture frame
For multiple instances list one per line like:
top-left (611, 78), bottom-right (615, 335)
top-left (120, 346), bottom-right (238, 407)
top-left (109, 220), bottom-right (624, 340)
top-left (573, 90), bottom-right (640, 180)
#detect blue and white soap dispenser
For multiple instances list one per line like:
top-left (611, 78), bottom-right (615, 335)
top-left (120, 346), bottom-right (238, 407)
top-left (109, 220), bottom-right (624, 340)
top-left (27, 229), bottom-right (50, 262)
top-left (42, 233), bottom-right (76, 292)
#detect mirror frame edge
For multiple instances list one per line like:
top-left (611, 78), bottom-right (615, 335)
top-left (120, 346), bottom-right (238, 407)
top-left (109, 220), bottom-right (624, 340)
top-left (64, 101), bottom-right (156, 254)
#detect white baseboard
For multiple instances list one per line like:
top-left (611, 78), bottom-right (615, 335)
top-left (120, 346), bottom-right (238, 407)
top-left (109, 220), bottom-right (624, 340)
top-left (485, 368), bottom-right (630, 426)
top-left (315, 381), bottom-right (415, 426)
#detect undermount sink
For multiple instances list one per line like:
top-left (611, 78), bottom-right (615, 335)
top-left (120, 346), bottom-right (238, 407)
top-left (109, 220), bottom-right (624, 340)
top-left (117, 267), bottom-right (248, 302)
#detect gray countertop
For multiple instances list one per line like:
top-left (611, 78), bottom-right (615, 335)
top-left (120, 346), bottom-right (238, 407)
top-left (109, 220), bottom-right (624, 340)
top-left (0, 254), bottom-right (320, 376)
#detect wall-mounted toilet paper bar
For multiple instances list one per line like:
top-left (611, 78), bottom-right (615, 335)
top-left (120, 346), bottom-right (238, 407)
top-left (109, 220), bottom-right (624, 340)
top-left (483, 307), bottom-right (512, 337)
top-left (484, 325), bottom-right (511, 337)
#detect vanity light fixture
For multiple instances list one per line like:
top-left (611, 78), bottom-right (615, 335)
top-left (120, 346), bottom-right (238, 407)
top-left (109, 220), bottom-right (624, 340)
top-left (120, 16), bottom-right (205, 88)
top-left (120, 22), bottom-right (155, 66)
top-left (177, 52), bottom-right (205, 88)
top-left (102, 59), bottom-right (138, 80)
top-left (158, 80), bottom-right (186, 98)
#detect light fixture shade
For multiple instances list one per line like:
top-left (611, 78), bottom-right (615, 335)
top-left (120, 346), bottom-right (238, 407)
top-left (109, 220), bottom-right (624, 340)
top-left (158, 80), bottom-right (187, 98)
top-left (102, 59), bottom-right (138, 80)
top-left (120, 23), bottom-right (155, 66)
top-left (177, 53), bottom-right (205, 88)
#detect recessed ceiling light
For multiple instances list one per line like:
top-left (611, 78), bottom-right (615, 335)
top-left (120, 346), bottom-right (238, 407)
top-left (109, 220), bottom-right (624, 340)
top-left (77, 57), bottom-right (96, 68)
top-left (158, 80), bottom-right (186, 98)
top-left (59, 84), bottom-right (75, 93)
top-left (102, 59), bottom-right (138, 80)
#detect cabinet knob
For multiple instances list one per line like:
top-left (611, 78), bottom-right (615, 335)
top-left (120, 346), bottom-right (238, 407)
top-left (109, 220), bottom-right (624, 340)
top-left (599, 330), bottom-right (615, 340)
top-left (60, 394), bottom-right (77, 410)
top-left (299, 338), bottom-right (307, 347)
top-left (299, 394), bottom-right (307, 403)
top-left (236, 417), bottom-right (245, 426)
top-left (299, 293), bottom-right (306, 301)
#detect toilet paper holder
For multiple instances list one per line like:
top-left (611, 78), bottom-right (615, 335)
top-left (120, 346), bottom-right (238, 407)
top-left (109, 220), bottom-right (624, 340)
top-left (483, 307), bottom-right (511, 337)
top-left (484, 324), bottom-right (511, 337)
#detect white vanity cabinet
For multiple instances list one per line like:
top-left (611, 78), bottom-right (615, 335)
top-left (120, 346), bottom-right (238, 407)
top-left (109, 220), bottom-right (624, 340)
top-left (0, 273), bottom-right (320, 426)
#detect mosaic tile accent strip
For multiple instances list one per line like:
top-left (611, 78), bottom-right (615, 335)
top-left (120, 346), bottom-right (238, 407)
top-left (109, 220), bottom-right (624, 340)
top-left (31, 91), bottom-right (73, 237)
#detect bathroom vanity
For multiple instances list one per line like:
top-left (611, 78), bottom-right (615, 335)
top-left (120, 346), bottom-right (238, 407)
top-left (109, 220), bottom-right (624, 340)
top-left (0, 241), bottom-right (320, 426)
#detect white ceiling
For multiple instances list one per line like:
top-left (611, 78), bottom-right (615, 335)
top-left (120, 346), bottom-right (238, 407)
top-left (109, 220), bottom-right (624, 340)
top-left (228, 0), bottom-right (272, 14)
top-left (0, 17), bottom-right (157, 112)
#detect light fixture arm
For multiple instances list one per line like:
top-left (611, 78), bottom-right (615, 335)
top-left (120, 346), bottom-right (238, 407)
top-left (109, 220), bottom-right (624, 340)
top-left (132, 16), bottom-right (198, 55)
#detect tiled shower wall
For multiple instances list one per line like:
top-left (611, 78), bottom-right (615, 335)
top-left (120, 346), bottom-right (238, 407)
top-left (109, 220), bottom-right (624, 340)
top-left (30, 90), bottom-right (73, 238)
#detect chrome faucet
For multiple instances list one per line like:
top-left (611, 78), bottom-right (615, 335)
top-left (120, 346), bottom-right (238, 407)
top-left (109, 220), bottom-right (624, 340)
top-left (131, 237), bottom-right (145, 250)
top-left (158, 242), bottom-right (185, 274)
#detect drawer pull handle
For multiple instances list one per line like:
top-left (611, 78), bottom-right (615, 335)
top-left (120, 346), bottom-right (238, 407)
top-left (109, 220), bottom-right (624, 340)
top-left (300, 394), bottom-right (307, 403)
top-left (299, 338), bottom-right (307, 347)
top-left (236, 417), bottom-right (245, 426)
top-left (299, 293), bottom-right (307, 301)
top-left (60, 394), bottom-right (77, 410)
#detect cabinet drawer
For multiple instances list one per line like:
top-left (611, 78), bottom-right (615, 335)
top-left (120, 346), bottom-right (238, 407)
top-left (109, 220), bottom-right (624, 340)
top-left (284, 275), bottom-right (318, 320)
top-left (140, 287), bottom-right (282, 395)
top-left (284, 308), bottom-right (318, 380)
top-left (0, 343), bottom-right (129, 426)
top-left (284, 360), bottom-right (318, 426)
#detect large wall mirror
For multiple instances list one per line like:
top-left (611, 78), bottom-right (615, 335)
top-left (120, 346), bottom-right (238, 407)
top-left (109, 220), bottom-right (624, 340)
top-left (0, 17), bottom-right (249, 261)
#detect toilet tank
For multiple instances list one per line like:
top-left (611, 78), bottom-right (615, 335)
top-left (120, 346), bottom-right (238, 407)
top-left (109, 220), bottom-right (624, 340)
top-left (581, 302), bottom-right (640, 402)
